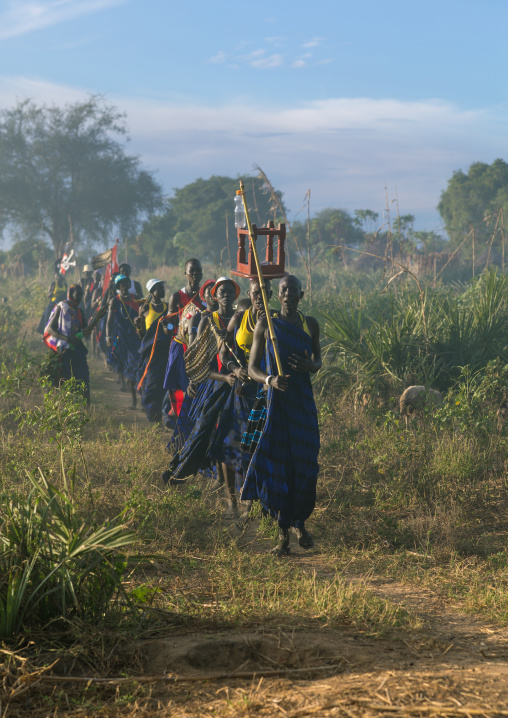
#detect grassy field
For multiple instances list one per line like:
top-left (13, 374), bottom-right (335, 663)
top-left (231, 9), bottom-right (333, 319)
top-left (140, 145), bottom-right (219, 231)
top-left (3, 268), bottom-right (508, 716)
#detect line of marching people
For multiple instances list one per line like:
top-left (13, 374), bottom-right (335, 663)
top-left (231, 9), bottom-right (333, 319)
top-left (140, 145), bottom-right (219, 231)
top-left (159, 269), bottom-right (323, 557)
top-left (39, 258), bottom-right (323, 556)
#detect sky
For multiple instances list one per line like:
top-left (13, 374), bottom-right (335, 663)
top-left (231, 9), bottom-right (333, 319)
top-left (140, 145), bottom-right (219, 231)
top-left (1, 0), bottom-right (508, 236)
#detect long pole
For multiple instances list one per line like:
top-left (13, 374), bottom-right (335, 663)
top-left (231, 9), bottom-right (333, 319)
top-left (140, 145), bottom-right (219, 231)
top-left (239, 180), bottom-right (284, 376)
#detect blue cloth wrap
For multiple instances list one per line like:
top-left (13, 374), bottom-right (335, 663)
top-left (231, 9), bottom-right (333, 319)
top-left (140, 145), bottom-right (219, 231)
top-left (241, 318), bottom-right (320, 529)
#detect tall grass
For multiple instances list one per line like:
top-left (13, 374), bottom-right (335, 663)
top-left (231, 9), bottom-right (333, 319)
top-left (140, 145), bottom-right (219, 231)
top-left (318, 269), bottom-right (508, 397)
top-left (0, 465), bottom-right (136, 639)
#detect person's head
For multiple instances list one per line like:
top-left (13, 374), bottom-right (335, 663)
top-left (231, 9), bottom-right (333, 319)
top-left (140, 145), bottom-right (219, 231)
top-left (200, 279), bottom-right (217, 311)
top-left (146, 278), bottom-right (165, 301)
top-left (236, 297), bottom-right (252, 312)
top-left (248, 278), bottom-right (271, 314)
top-left (211, 277), bottom-right (240, 313)
top-left (119, 263), bottom-right (131, 278)
top-left (93, 270), bottom-right (102, 282)
top-left (83, 264), bottom-right (93, 279)
top-left (115, 274), bottom-right (131, 297)
top-left (68, 284), bottom-right (83, 305)
top-left (185, 259), bottom-right (203, 289)
top-left (278, 275), bottom-right (303, 311)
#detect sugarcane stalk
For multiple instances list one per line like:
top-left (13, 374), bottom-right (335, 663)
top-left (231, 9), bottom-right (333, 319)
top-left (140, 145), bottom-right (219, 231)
top-left (239, 180), bottom-right (283, 376)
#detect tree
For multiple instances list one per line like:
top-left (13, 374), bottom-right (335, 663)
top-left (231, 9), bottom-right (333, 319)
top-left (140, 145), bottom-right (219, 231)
top-left (0, 96), bottom-right (163, 258)
top-left (291, 208), bottom-right (364, 263)
top-left (353, 209), bottom-right (380, 236)
top-left (136, 175), bottom-right (286, 267)
top-left (438, 159), bottom-right (508, 247)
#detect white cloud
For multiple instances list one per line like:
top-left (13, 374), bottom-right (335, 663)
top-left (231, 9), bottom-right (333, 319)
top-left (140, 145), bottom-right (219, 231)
top-left (303, 37), bottom-right (324, 49)
top-left (208, 50), bottom-right (226, 64)
top-left (249, 53), bottom-right (283, 69)
top-left (292, 52), bottom-right (312, 68)
top-left (0, 75), bottom-right (503, 229)
top-left (0, 0), bottom-right (125, 40)
top-left (265, 35), bottom-right (285, 45)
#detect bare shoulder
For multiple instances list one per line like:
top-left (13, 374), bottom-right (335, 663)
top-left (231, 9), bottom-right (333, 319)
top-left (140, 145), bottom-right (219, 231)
top-left (227, 310), bottom-right (244, 333)
top-left (168, 290), bottom-right (181, 310)
top-left (305, 315), bottom-right (320, 337)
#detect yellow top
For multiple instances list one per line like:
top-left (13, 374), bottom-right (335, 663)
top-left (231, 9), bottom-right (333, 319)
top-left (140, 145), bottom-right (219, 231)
top-left (299, 311), bottom-right (311, 338)
top-left (235, 308), bottom-right (255, 358)
top-left (146, 301), bottom-right (168, 331)
top-left (235, 308), bottom-right (310, 359)
top-left (212, 311), bottom-right (224, 330)
top-left (51, 278), bottom-right (66, 302)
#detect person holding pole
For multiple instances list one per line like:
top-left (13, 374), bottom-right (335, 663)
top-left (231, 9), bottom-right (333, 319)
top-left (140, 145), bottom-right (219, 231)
top-left (241, 274), bottom-right (322, 556)
top-left (234, 181), bottom-right (321, 556)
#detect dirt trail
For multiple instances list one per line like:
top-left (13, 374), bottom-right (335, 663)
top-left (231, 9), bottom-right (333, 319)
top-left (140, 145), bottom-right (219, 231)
top-left (79, 357), bottom-right (508, 714)
top-left (125, 569), bottom-right (508, 716)
top-left (88, 353), bottom-right (148, 429)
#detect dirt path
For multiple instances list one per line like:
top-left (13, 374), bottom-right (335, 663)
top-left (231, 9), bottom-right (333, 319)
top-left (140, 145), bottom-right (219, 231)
top-left (126, 573), bottom-right (508, 716)
top-left (88, 353), bottom-right (149, 429)
top-left (69, 357), bottom-right (508, 714)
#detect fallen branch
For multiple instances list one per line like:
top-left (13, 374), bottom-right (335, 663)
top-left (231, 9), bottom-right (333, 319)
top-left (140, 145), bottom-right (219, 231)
top-left (26, 662), bottom-right (344, 686)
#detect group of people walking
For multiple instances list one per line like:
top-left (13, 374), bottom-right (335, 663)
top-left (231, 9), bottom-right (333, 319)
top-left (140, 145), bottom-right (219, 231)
top-left (37, 258), bottom-right (322, 556)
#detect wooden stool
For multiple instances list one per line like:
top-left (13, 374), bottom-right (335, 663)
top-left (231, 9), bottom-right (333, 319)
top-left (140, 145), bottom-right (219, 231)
top-left (231, 221), bottom-right (288, 280)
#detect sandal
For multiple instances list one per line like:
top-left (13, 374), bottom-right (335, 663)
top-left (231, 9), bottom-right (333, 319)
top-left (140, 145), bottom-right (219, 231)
top-left (294, 526), bottom-right (314, 549)
top-left (270, 529), bottom-right (291, 557)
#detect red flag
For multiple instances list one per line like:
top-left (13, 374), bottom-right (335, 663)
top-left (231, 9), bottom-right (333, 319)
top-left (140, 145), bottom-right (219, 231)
top-left (101, 243), bottom-right (119, 297)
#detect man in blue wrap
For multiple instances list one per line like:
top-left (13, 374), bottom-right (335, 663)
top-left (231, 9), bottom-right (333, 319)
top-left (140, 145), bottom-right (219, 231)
top-left (135, 279), bottom-right (171, 424)
top-left (163, 259), bottom-right (206, 421)
top-left (242, 275), bottom-right (322, 556)
top-left (207, 278), bottom-right (273, 515)
top-left (106, 274), bottom-right (142, 409)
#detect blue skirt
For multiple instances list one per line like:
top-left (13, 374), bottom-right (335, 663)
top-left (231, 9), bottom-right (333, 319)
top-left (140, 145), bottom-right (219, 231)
top-left (241, 319), bottom-right (320, 529)
top-left (164, 340), bottom-right (189, 393)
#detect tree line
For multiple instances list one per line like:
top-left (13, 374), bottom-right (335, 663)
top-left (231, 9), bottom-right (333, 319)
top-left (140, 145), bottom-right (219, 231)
top-left (0, 96), bottom-right (506, 271)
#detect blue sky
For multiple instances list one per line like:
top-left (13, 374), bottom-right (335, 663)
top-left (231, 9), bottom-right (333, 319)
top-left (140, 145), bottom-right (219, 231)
top-left (1, 0), bottom-right (507, 235)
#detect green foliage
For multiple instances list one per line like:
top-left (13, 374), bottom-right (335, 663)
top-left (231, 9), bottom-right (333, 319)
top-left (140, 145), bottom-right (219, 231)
top-left (291, 207), bottom-right (364, 263)
top-left (13, 377), bottom-right (90, 446)
top-left (318, 268), bottom-right (508, 397)
top-left (438, 158), bottom-right (508, 247)
top-left (433, 360), bottom-right (508, 438)
top-left (135, 174), bottom-right (285, 267)
top-left (3, 237), bottom-right (51, 271)
top-left (0, 466), bottom-right (136, 639)
top-left (0, 96), bottom-right (163, 257)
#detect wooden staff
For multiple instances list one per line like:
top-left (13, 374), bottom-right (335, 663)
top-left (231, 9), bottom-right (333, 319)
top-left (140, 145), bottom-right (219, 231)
top-left (238, 180), bottom-right (283, 376)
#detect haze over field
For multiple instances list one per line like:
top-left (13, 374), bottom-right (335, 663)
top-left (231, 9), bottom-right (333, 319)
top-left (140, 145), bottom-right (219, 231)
top-left (0, 0), bottom-right (507, 231)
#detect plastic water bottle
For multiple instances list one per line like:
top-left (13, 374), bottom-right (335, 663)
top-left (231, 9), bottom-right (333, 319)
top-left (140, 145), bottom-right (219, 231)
top-left (234, 191), bottom-right (246, 229)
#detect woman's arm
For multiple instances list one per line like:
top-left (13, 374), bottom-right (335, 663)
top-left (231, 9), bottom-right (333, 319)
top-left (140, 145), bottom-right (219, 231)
top-left (248, 318), bottom-right (288, 391)
top-left (106, 299), bottom-right (115, 347)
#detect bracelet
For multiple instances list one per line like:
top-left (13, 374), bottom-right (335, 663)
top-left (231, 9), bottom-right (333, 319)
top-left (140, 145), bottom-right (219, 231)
top-left (265, 375), bottom-right (274, 387)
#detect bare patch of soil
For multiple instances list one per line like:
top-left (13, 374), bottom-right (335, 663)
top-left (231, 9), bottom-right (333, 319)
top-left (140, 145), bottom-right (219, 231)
top-left (89, 354), bottom-right (148, 428)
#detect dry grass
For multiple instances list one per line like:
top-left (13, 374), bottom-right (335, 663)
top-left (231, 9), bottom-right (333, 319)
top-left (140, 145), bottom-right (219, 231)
top-left (4, 271), bottom-right (508, 715)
